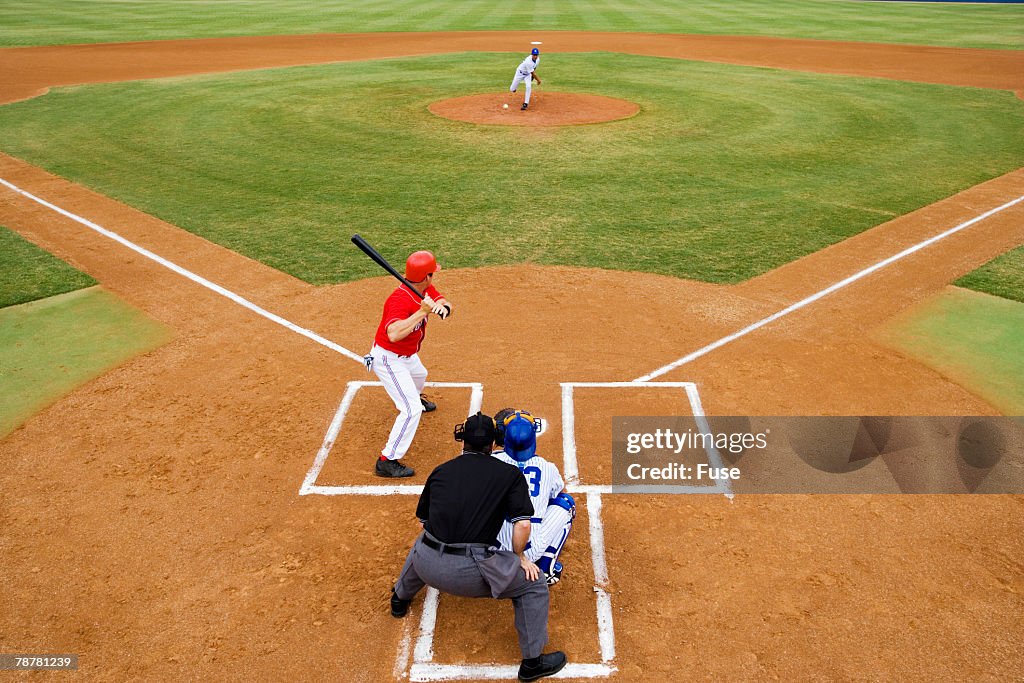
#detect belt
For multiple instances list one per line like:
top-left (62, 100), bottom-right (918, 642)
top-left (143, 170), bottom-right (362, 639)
top-left (373, 346), bottom-right (412, 359)
top-left (421, 535), bottom-right (485, 556)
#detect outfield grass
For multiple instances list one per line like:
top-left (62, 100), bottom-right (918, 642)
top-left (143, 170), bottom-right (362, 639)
top-left (0, 0), bottom-right (1022, 49)
top-left (956, 245), bottom-right (1024, 303)
top-left (0, 288), bottom-right (170, 439)
top-left (0, 54), bottom-right (1021, 284)
top-left (0, 225), bottom-right (96, 308)
top-left (875, 287), bottom-right (1024, 415)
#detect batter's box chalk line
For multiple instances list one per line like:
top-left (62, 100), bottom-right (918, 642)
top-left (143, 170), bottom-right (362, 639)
top-left (303, 380), bottom-right (737, 680)
top-left (299, 381), bottom-right (483, 497)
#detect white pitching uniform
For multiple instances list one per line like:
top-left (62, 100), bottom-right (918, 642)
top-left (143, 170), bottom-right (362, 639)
top-left (493, 450), bottom-right (573, 564)
top-left (509, 54), bottom-right (539, 105)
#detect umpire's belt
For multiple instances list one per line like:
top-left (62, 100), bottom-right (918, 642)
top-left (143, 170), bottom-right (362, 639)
top-left (421, 535), bottom-right (488, 556)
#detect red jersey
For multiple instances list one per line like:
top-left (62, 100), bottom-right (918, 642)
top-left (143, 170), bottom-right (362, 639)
top-left (374, 284), bottom-right (442, 356)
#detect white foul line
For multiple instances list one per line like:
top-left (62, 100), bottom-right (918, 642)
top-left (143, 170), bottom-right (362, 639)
top-left (636, 194), bottom-right (1024, 382)
top-left (0, 176), bottom-right (365, 364)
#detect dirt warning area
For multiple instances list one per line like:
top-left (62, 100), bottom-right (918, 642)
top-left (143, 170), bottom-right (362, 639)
top-left (1, 31), bottom-right (1023, 106)
top-left (429, 92), bottom-right (639, 126)
top-left (1, 31), bottom-right (1024, 682)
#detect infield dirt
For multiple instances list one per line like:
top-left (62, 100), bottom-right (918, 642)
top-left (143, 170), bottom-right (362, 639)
top-left (1, 32), bottom-right (1023, 681)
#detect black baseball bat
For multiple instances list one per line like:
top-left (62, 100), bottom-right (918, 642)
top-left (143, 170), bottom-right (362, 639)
top-left (351, 234), bottom-right (424, 300)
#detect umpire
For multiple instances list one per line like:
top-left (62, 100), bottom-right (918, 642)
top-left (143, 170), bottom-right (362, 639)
top-left (390, 412), bottom-right (567, 682)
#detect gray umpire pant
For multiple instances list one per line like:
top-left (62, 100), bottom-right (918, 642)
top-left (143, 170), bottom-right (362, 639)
top-left (394, 531), bottom-right (550, 659)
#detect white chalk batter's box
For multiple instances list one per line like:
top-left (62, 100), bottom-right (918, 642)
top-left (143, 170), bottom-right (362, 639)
top-left (299, 380), bottom-right (729, 680)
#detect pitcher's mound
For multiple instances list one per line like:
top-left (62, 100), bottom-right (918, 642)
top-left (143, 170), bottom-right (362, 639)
top-left (429, 92), bottom-right (639, 126)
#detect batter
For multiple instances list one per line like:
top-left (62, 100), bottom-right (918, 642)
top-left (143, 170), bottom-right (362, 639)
top-left (368, 250), bottom-right (450, 478)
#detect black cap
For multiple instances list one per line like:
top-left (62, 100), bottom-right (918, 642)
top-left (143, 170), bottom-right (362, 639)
top-left (455, 412), bottom-right (496, 449)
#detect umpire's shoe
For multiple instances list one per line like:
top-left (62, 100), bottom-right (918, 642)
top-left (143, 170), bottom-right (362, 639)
top-left (376, 457), bottom-right (415, 478)
top-left (518, 652), bottom-right (567, 681)
top-left (390, 588), bottom-right (411, 618)
top-left (420, 394), bottom-right (437, 412)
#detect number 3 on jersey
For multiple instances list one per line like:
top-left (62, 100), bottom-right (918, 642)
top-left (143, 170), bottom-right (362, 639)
top-left (522, 465), bottom-right (542, 497)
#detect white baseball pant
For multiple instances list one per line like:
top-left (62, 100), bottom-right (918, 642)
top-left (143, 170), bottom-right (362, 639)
top-left (371, 345), bottom-right (427, 461)
top-left (498, 504), bottom-right (573, 563)
top-left (510, 71), bottom-right (533, 104)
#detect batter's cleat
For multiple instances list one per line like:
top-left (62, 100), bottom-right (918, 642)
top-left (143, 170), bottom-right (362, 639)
top-left (518, 652), bottom-right (567, 681)
top-left (521, 102), bottom-right (529, 110)
top-left (544, 561), bottom-right (563, 586)
top-left (420, 395), bottom-right (437, 412)
top-left (390, 587), bottom-right (411, 618)
top-left (376, 458), bottom-right (415, 478)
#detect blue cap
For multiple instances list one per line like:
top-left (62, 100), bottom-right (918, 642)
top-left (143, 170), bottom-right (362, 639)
top-left (531, 48), bottom-right (539, 56)
top-left (504, 414), bottom-right (538, 462)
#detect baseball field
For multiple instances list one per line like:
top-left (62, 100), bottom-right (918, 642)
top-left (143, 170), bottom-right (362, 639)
top-left (1, 1), bottom-right (1023, 681)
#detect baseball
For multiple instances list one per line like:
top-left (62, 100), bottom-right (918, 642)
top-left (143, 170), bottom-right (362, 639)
top-left (503, 103), bottom-right (509, 109)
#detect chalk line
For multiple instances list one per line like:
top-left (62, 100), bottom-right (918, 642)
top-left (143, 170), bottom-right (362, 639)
top-left (636, 194), bottom-right (1024, 381)
top-left (0, 176), bottom-right (365, 363)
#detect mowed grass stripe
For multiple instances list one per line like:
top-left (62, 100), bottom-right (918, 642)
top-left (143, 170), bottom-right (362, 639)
top-left (957, 246), bottom-right (1024, 304)
top-left (0, 225), bottom-right (96, 308)
top-left (0, 53), bottom-right (1021, 285)
top-left (875, 288), bottom-right (1024, 415)
top-left (0, 0), bottom-right (1022, 48)
top-left (0, 288), bottom-right (171, 439)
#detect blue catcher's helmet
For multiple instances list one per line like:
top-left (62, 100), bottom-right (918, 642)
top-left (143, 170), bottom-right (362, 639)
top-left (531, 48), bottom-right (540, 56)
top-left (503, 412), bottom-right (539, 462)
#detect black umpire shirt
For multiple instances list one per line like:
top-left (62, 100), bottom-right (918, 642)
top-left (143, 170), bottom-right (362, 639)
top-left (416, 450), bottom-right (533, 545)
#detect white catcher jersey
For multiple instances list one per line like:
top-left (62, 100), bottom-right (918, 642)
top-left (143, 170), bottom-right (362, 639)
top-left (493, 449), bottom-right (564, 556)
top-left (517, 55), bottom-right (539, 76)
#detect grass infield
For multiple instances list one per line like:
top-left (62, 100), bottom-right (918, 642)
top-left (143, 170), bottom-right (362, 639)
top-left (0, 225), bottom-right (96, 308)
top-left (1, 0), bottom-right (1022, 49)
top-left (0, 288), bottom-right (171, 439)
top-left (876, 287), bottom-right (1024, 415)
top-left (956, 245), bottom-right (1024, 304)
top-left (0, 54), bottom-right (1021, 285)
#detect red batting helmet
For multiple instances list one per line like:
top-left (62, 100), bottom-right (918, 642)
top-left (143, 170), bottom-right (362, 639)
top-left (405, 250), bottom-right (440, 282)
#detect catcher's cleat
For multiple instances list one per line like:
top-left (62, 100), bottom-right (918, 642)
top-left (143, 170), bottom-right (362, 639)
top-left (521, 102), bottom-right (528, 110)
top-left (376, 457), bottom-right (415, 478)
top-left (420, 395), bottom-right (437, 412)
top-left (391, 587), bottom-right (411, 618)
top-left (545, 561), bottom-right (563, 586)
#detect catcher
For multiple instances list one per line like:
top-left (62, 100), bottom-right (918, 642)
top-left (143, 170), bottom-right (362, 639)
top-left (492, 408), bottom-right (575, 586)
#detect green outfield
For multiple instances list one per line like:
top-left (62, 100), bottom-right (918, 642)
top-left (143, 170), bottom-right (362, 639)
top-left (0, 53), bottom-right (1021, 285)
top-left (956, 245), bottom-right (1024, 304)
top-left (0, 225), bottom-right (96, 307)
top-left (1, 0), bottom-right (1022, 48)
top-left (876, 287), bottom-right (1024, 415)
